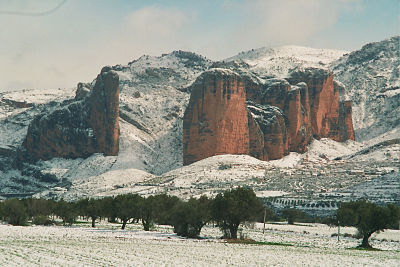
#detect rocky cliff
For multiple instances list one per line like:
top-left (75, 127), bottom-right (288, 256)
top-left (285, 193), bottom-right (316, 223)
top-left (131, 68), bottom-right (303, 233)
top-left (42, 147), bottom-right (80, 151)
top-left (183, 69), bottom-right (252, 165)
top-left (183, 67), bottom-right (354, 165)
top-left (18, 67), bottom-right (119, 162)
top-left (331, 36), bottom-right (400, 142)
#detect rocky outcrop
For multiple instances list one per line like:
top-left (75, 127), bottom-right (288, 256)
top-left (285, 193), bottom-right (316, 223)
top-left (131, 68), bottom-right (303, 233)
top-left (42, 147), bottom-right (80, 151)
top-left (183, 69), bottom-right (251, 165)
top-left (89, 66), bottom-right (120, 156)
top-left (288, 68), bottom-right (339, 139)
top-left (19, 67), bottom-right (119, 162)
top-left (247, 103), bottom-right (288, 160)
top-left (284, 83), bottom-right (313, 153)
top-left (339, 101), bottom-right (355, 141)
top-left (183, 67), bottom-right (354, 165)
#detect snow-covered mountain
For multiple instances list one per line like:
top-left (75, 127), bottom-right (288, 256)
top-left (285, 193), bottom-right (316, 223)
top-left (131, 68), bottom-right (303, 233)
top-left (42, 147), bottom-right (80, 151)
top-left (331, 36), bottom-right (400, 143)
top-left (0, 39), bottom-right (399, 203)
top-left (226, 45), bottom-right (347, 78)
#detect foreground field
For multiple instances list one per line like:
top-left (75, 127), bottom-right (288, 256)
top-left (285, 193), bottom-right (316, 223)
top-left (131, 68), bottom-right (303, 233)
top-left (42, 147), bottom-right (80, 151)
top-left (0, 222), bottom-right (399, 266)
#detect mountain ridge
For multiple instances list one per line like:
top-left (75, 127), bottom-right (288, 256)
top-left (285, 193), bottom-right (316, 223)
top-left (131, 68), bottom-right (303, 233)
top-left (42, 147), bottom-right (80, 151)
top-left (0, 37), bottom-right (398, 203)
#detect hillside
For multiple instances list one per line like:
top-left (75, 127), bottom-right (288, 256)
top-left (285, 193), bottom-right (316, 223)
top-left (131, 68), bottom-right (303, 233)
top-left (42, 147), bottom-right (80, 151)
top-left (226, 45), bottom-right (346, 78)
top-left (331, 36), bottom-right (400, 142)
top-left (0, 39), bottom-right (399, 205)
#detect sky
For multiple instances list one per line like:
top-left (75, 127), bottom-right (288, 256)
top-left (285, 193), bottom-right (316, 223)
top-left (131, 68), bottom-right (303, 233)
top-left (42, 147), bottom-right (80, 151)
top-left (0, 0), bottom-right (399, 92)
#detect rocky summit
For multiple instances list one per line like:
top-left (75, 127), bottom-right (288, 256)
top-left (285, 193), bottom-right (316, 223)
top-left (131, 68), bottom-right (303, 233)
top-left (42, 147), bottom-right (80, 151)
top-left (16, 67), bottom-right (119, 164)
top-left (183, 66), bottom-right (354, 165)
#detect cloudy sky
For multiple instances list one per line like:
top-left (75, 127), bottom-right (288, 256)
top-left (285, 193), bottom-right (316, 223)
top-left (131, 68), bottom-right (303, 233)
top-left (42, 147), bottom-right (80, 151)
top-left (0, 0), bottom-right (398, 92)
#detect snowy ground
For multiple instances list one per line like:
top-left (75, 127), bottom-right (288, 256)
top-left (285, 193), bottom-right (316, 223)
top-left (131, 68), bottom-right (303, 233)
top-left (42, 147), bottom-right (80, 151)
top-left (0, 221), bottom-right (398, 266)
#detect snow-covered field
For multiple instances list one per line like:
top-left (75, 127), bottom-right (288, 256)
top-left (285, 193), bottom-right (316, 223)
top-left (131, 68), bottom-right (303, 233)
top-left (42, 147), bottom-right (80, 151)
top-left (0, 222), bottom-right (398, 266)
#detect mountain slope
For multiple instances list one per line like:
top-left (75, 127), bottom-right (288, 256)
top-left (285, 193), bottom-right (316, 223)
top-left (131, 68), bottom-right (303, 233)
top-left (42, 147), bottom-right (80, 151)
top-left (331, 36), bottom-right (400, 142)
top-left (0, 40), bottom-right (399, 201)
top-left (226, 45), bottom-right (347, 78)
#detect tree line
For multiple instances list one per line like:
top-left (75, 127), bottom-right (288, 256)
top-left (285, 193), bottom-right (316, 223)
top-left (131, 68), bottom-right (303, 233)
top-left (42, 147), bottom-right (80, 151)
top-left (0, 187), bottom-right (263, 239)
top-left (0, 187), bottom-right (399, 248)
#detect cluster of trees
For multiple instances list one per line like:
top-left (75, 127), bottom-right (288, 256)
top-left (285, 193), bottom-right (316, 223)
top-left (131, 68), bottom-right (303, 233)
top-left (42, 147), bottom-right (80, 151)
top-left (0, 189), bottom-right (398, 247)
top-left (0, 187), bottom-right (263, 239)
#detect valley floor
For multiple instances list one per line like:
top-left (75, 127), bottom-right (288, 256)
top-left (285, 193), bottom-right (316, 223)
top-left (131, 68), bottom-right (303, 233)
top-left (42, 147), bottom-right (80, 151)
top-left (0, 221), bottom-right (399, 266)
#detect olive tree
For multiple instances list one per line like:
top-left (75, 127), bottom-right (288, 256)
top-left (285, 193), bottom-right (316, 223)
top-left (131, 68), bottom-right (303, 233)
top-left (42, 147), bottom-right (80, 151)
top-left (212, 187), bottom-right (263, 239)
top-left (336, 200), bottom-right (400, 248)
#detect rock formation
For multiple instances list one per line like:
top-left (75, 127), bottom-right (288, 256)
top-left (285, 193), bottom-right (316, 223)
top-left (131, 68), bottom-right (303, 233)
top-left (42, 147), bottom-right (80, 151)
top-left (247, 102), bottom-right (288, 160)
top-left (183, 69), bottom-right (251, 165)
top-left (19, 67), bottom-right (119, 162)
top-left (339, 100), bottom-right (355, 141)
top-left (183, 67), bottom-right (354, 165)
top-left (89, 66), bottom-right (120, 156)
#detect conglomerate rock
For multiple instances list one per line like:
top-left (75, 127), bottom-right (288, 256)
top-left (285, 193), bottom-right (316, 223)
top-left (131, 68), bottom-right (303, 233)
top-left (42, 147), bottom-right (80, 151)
top-left (183, 69), bottom-right (251, 165)
top-left (183, 67), bottom-right (354, 165)
top-left (18, 67), bottom-right (120, 162)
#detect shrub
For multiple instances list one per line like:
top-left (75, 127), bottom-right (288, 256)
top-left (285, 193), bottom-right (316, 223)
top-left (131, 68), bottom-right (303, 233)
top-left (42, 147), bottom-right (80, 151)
top-left (2, 198), bottom-right (28, 226)
top-left (218, 164), bottom-right (232, 170)
top-left (33, 215), bottom-right (54, 226)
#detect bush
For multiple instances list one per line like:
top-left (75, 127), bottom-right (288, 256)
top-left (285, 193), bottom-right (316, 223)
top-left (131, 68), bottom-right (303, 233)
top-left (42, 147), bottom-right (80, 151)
top-left (2, 198), bottom-right (28, 226)
top-left (33, 215), bottom-right (54, 226)
top-left (218, 164), bottom-right (232, 170)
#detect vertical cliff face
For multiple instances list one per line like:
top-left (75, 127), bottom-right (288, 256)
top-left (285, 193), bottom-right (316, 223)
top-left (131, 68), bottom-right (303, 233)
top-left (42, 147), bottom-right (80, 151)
top-left (259, 79), bottom-right (291, 109)
top-left (183, 69), bottom-right (251, 165)
top-left (20, 67), bottom-right (120, 162)
top-left (90, 66), bottom-right (120, 156)
top-left (288, 68), bottom-right (340, 139)
top-left (247, 103), bottom-right (288, 160)
top-left (22, 101), bottom-right (96, 160)
top-left (183, 66), bottom-right (354, 165)
top-left (284, 83), bottom-right (313, 153)
top-left (339, 100), bottom-right (355, 141)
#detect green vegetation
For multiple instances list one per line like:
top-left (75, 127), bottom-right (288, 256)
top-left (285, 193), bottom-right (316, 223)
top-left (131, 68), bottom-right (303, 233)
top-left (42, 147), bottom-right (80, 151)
top-left (212, 187), bottom-right (263, 239)
top-left (2, 198), bottom-right (28, 226)
top-left (171, 196), bottom-right (212, 238)
top-left (1, 191), bottom-right (398, 246)
top-left (335, 200), bottom-right (400, 248)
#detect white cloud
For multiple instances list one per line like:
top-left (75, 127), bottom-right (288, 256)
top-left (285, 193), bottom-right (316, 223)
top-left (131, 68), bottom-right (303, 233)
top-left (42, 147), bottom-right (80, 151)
top-left (0, 1), bottom-right (367, 91)
top-left (124, 6), bottom-right (188, 37)
top-left (218, 0), bottom-right (361, 55)
top-left (110, 6), bottom-right (193, 58)
top-left (0, 5), bottom-right (193, 91)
